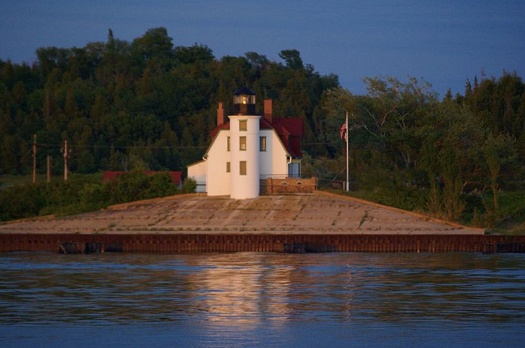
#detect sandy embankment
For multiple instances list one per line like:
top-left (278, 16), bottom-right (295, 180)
top-left (0, 191), bottom-right (485, 235)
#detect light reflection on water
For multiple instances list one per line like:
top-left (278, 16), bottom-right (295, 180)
top-left (1, 252), bottom-right (524, 347)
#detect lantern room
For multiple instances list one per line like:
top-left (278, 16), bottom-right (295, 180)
top-left (233, 87), bottom-right (256, 115)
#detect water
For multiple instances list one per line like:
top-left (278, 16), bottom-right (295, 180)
top-left (1, 252), bottom-right (524, 347)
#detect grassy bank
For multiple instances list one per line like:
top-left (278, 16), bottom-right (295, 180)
top-left (333, 189), bottom-right (525, 236)
top-left (0, 172), bottom-right (195, 222)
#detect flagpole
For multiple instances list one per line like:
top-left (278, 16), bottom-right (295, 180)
top-left (345, 112), bottom-right (349, 192)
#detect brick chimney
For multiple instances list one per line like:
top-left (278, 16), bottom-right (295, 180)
top-left (264, 99), bottom-right (272, 122)
top-left (217, 102), bottom-right (224, 126)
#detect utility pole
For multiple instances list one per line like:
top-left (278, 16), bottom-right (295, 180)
top-left (339, 113), bottom-right (350, 192)
top-left (32, 134), bottom-right (37, 184)
top-left (62, 140), bottom-right (69, 181)
top-left (345, 112), bottom-right (349, 192)
top-left (47, 155), bottom-right (51, 183)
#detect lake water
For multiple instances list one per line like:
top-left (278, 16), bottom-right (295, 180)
top-left (1, 252), bottom-right (524, 347)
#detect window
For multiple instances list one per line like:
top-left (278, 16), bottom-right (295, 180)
top-left (226, 162), bottom-right (230, 173)
top-left (239, 136), bottom-right (246, 151)
top-left (288, 162), bottom-right (301, 178)
top-left (260, 136), bottom-right (267, 151)
top-left (227, 136), bottom-right (230, 151)
top-left (240, 161), bottom-right (247, 175)
top-left (239, 120), bottom-right (247, 131)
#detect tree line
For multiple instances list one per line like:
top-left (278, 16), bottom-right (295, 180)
top-left (1, 27), bottom-right (524, 227)
top-left (0, 172), bottom-right (196, 221)
top-left (310, 74), bottom-right (524, 226)
top-left (0, 27), bottom-right (337, 176)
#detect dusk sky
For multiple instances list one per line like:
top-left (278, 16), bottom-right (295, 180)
top-left (1, 0), bottom-right (523, 97)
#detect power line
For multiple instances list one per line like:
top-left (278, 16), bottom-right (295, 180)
top-left (30, 142), bottom-right (207, 151)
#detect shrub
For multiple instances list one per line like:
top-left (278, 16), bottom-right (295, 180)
top-left (0, 172), bottom-right (184, 221)
top-left (181, 177), bottom-right (197, 193)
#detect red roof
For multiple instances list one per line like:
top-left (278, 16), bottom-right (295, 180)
top-left (211, 117), bottom-right (303, 158)
top-left (103, 171), bottom-right (182, 185)
top-left (266, 118), bottom-right (303, 158)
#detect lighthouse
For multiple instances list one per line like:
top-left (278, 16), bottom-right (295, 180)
top-left (187, 87), bottom-right (305, 199)
top-left (229, 87), bottom-right (261, 199)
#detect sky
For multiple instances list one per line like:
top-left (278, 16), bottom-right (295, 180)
top-left (1, 0), bottom-right (524, 97)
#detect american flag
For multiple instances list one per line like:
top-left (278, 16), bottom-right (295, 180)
top-left (339, 122), bottom-right (347, 142)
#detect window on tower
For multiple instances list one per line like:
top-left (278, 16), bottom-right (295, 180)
top-left (239, 136), bottom-right (246, 151)
top-left (240, 161), bottom-right (247, 175)
top-left (227, 136), bottom-right (230, 151)
top-left (239, 120), bottom-right (247, 131)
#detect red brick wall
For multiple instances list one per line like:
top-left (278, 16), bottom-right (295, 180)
top-left (260, 177), bottom-right (317, 194)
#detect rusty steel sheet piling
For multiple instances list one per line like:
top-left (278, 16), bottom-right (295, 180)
top-left (1, 233), bottom-right (525, 254)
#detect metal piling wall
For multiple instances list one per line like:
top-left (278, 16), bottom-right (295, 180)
top-left (1, 233), bottom-right (525, 253)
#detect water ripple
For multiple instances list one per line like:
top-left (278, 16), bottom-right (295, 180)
top-left (1, 252), bottom-right (525, 346)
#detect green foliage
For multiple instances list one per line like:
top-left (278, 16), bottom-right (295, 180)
top-left (0, 28), bottom-right (337, 176)
top-left (484, 191), bottom-right (525, 234)
top-left (0, 183), bottom-right (45, 220)
top-left (315, 74), bottom-right (525, 229)
top-left (181, 177), bottom-right (197, 194)
top-left (490, 191), bottom-right (525, 226)
top-left (0, 172), bottom-right (191, 221)
top-left (101, 171), bottom-right (178, 205)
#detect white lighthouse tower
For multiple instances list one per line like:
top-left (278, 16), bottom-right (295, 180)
top-left (229, 87), bottom-right (261, 199)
